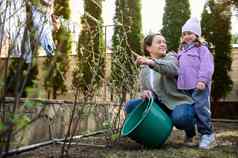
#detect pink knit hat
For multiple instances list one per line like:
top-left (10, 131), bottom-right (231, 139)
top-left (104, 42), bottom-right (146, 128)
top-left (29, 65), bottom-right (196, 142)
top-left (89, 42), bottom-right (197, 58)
top-left (182, 17), bottom-right (201, 37)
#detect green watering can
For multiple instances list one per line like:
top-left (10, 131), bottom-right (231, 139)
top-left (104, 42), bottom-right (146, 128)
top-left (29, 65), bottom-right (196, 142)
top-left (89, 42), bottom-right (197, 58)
top-left (121, 98), bottom-right (173, 148)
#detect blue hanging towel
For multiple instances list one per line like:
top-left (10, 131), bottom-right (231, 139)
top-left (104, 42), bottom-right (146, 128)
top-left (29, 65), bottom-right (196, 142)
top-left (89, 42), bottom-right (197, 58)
top-left (32, 6), bottom-right (55, 56)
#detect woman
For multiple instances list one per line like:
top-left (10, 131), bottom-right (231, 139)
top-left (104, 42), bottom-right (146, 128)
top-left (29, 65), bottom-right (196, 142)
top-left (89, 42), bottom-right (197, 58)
top-left (124, 33), bottom-right (196, 146)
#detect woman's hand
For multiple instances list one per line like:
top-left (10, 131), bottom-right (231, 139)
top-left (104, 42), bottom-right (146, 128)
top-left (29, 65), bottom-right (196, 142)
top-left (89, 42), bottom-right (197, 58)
top-left (136, 56), bottom-right (154, 66)
top-left (141, 90), bottom-right (153, 100)
top-left (196, 81), bottom-right (206, 90)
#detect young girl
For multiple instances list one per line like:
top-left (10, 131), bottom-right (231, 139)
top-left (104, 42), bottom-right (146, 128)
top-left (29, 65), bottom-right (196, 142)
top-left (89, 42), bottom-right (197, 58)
top-left (177, 17), bottom-right (216, 149)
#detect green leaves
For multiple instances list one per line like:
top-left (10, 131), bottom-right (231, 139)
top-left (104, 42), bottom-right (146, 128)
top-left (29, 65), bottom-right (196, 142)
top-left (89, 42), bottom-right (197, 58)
top-left (0, 80), bottom-right (4, 90)
top-left (0, 114), bottom-right (31, 135)
top-left (72, 0), bottom-right (105, 100)
top-left (23, 99), bottom-right (44, 109)
top-left (0, 121), bottom-right (6, 133)
top-left (201, 0), bottom-right (233, 101)
top-left (13, 114), bottom-right (31, 129)
top-left (161, 0), bottom-right (190, 51)
top-left (31, 0), bottom-right (41, 6)
top-left (111, 132), bottom-right (120, 142)
top-left (102, 120), bottom-right (111, 129)
top-left (25, 80), bottom-right (45, 98)
top-left (111, 0), bottom-right (142, 97)
top-left (43, 0), bottom-right (72, 99)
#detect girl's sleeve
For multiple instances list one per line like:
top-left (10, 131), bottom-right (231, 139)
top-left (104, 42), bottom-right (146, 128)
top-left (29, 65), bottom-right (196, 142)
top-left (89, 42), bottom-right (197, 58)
top-left (151, 52), bottom-right (178, 77)
top-left (198, 46), bottom-right (214, 85)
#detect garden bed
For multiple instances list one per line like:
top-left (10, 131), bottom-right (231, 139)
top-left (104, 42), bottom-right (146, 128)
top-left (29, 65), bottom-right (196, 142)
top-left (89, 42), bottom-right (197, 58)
top-left (9, 121), bottom-right (238, 158)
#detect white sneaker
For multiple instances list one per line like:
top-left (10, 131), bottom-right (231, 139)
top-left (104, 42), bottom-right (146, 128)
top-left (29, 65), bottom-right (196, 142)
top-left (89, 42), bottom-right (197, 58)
top-left (199, 133), bottom-right (217, 149)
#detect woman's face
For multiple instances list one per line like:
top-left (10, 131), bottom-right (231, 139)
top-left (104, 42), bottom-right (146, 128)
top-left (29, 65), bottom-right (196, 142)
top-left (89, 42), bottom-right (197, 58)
top-left (182, 31), bottom-right (197, 44)
top-left (147, 35), bottom-right (167, 58)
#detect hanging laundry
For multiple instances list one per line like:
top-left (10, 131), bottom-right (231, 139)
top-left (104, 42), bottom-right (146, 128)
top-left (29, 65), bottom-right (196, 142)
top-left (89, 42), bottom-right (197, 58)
top-left (32, 6), bottom-right (55, 57)
top-left (58, 16), bottom-right (81, 34)
top-left (0, 0), bottom-right (56, 63)
top-left (0, 0), bottom-right (32, 63)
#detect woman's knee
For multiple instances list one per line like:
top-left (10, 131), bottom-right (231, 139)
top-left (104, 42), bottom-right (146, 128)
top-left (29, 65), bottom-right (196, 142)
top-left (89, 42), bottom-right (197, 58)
top-left (124, 99), bottom-right (144, 114)
top-left (171, 104), bottom-right (195, 130)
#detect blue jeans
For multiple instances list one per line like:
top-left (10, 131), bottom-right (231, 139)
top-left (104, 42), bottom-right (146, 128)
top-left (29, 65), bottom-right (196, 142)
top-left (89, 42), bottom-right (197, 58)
top-left (171, 103), bottom-right (196, 138)
top-left (124, 98), bottom-right (196, 138)
top-left (187, 88), bottom-right (213, 135)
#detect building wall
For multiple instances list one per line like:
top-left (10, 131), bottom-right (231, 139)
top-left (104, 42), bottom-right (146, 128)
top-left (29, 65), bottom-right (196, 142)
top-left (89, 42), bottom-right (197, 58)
top-left (36, 50), bottom-right (112, 101)
top-left (1, 48), bottom-right (238, 101)
top-left (1, 97), bottom-right (123, 147)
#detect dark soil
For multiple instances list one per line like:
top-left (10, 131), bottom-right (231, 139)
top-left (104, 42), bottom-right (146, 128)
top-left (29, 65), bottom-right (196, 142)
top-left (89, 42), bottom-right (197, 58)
top-left (9, 122), bottom-right (238, 158)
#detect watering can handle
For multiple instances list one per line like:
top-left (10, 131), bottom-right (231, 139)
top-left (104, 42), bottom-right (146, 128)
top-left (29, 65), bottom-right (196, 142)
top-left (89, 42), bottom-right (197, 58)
top-left (145, 97), bottom-right (153, 109)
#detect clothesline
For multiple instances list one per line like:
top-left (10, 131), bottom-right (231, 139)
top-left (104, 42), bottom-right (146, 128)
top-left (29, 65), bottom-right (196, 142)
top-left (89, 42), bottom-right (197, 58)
top-left (0, 0), bottom-right (81, 63)
top-left (0, 0), bottom-right (122, 63)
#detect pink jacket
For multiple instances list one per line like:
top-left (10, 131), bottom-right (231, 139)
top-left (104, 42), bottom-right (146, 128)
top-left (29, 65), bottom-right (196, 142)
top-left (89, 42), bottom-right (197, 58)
top-left (177, 45), bottom-right (214, 90)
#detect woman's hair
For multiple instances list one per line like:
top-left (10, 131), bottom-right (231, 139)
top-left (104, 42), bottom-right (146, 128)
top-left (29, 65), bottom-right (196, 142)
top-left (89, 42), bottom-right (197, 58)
top-left (143, 33), bottom-right (163, 55)
top-left (179, 35), bottom-right (206, 51)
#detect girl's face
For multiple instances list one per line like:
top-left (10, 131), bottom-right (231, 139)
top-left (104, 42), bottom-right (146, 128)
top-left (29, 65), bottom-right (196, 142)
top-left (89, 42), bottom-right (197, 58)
top-left (147, 35), bottom-right (167, 58)
top-left (182, 31), bottom-right (197, 44)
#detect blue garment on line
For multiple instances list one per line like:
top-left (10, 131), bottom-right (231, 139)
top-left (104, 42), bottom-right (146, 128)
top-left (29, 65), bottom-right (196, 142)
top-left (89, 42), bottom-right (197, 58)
top-left (32, 6), bottom-right (55, 57)
top-left (0, 0), bottom-right (55, 63)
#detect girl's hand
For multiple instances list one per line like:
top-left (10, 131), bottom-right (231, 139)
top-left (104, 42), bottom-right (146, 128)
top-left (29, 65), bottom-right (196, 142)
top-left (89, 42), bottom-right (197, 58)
top-left (196, 81), bottom-right (206, 90)
top-left (141, 90), bottom-right (153, 100)
top-left (136, 56), bottom-right (154, 66)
